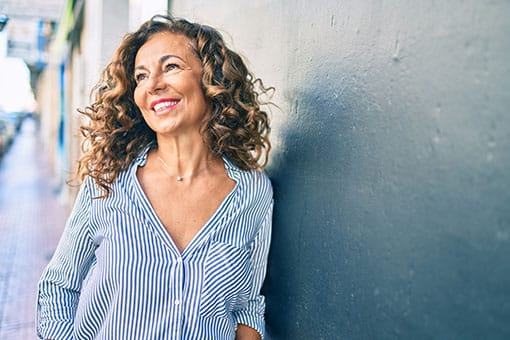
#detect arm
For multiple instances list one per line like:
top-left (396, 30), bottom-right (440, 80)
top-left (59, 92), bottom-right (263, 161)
top-left (234, 201), bottom-right (273, 340)
top-left (36, 179), bottom-right (97, 340)
top-left (236, 324), bottom-right (262, 340)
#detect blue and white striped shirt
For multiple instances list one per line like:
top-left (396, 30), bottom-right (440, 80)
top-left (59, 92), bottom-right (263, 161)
top-left (37, 147), bottom-right (273, 339)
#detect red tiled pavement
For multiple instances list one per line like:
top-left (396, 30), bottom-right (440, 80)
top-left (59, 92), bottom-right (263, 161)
top-left (0, 119), bottom-right (68, 339)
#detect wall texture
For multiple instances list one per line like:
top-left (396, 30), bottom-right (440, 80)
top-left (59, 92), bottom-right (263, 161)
top-left (172, 1), bottom-right (510, 339)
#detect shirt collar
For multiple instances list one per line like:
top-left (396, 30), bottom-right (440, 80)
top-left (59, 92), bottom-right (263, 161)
top-left (134, 143), bottom-right (154, 167)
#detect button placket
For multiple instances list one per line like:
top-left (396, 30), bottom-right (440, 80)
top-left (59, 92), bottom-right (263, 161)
top-left (173, 255), bottom-right (184, 339)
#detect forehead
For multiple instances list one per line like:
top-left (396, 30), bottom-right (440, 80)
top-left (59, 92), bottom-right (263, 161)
top-left (134, 31), bottom-right (197, 65)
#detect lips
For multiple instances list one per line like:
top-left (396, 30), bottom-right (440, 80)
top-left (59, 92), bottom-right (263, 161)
top-left (150, 98), bottom-right (180, 113)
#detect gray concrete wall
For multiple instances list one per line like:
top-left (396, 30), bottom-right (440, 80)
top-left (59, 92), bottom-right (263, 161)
top-left (172, 1), bottom-right (510, 339)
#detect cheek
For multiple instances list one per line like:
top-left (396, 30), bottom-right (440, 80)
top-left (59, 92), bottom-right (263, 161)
top-left (133, 87), bottom-right (144, 110)
top-left (188, 82), bottom-right (208, 106)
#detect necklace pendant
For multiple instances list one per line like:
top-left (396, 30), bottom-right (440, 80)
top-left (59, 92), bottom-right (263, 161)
top-left (176, 176), bottom-right (183, 182)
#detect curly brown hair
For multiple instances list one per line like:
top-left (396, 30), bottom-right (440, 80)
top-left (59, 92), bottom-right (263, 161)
top-left (76, 14), bottom-right (273, 196)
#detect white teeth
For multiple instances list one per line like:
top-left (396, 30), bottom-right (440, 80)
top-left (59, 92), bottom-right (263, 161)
top-left (153, 101), bottom-right (178, 112)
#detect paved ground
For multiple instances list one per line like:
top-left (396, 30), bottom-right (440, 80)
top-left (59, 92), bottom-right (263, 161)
top-left (0, 119), bottom-right (68, 339)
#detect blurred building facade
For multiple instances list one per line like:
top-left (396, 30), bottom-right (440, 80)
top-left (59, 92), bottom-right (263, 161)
top-left (0, 0), bottom-right (63, 88)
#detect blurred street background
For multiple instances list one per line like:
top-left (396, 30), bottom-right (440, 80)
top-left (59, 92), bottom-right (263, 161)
top-left (1, 0), bottom-right (510, 339)
top-left (0, 117), bottom-right (67, 339)
top-left (1, 1), bottom-right (68, 338)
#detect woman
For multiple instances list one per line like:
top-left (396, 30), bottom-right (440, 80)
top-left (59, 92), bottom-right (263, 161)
top-left (37, 14), bottom-right (273, 340)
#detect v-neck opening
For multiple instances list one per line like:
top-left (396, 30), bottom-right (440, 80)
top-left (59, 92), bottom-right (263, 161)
top-left (130, 154), bottom-right (239, 257)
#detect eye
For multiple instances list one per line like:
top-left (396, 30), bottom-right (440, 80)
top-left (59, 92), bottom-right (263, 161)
top-left (135, 72), bottom-right (148, 83)
top-left (165, 63), bottom-right (180, 72)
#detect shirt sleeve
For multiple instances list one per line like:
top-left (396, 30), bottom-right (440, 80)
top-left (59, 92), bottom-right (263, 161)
top-left (36, 179), bottom-right (97, 340)
top-left (233, 199), bottom-right (273, 339)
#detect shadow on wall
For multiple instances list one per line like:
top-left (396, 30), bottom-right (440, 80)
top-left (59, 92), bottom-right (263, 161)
top-left (262, 64), bottom-right (378, 339)
top-left (262, 58), bottom-right (510, 339)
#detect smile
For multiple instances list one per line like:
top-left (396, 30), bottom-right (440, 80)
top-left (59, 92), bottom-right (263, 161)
top-left (151, 99), bottom-right (180, 113)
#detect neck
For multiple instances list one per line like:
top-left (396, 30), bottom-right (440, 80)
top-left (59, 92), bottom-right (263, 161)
top-left (155, 133), bottom-right (215, 179)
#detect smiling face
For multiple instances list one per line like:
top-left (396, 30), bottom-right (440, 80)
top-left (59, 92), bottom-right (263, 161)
top-left (133, 31), bottom-right (209, 138)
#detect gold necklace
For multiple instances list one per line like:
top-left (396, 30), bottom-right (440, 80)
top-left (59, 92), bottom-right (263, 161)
top-left (157, 156), bottom-right (213, 182)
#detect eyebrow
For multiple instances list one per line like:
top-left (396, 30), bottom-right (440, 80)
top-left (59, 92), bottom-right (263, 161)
top-left (134, 54), bottom-right (186, 71)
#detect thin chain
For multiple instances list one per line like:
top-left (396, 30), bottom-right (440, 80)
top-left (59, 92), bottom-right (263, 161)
top-left (157, 156), bottom-right (214, 182)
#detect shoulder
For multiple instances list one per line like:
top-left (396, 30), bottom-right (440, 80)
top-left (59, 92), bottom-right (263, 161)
top-left (223, 155), bottom-right (272, 196)
top-left (239, 168), bottom-right (273, 195)
top-left (233, 167), bottom-right (273, 215)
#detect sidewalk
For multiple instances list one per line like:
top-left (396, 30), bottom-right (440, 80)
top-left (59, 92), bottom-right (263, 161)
top-left (0, 119), bottom-right (68, 339)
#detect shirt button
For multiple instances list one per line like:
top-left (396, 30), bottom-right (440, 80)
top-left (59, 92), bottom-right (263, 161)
top-left (174, 299), bottom-right (180, 305)
top-left (176, 258), bottom-right (182, 264)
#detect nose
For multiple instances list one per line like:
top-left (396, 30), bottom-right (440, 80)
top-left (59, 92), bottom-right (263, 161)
top-left (147, 71), bottom-right (167, 94)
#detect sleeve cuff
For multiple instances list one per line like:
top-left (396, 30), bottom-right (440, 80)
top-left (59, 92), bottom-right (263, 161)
top-left (37, 320), bottom-right (74, 340)
top-left (233, 308), bottom-right (265, 339)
